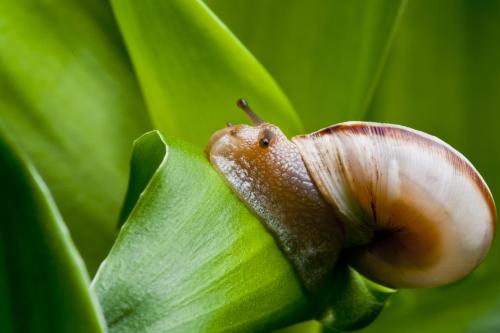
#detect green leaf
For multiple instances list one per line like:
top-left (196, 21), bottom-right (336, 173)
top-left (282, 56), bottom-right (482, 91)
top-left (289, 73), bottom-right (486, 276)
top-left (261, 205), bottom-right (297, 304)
top-left (360, 1), bottom-right (500, 332)
top-left (0, 132), bottom-right (106, 333)
top-left (110, 0), bottom-right (303, 147)
top-left (93, 131), bottom-right (309, 332)
top-left (206, 0), bottom-right (407, 131)
top-left (0, 0), bottom-right (151, 272)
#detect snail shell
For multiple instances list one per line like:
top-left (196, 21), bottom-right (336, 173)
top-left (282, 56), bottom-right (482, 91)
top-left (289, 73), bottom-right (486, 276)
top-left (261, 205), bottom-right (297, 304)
top-left (293, 122), bottom-right (495, 288)
top-left (206, 100), bottom-right (496, 291)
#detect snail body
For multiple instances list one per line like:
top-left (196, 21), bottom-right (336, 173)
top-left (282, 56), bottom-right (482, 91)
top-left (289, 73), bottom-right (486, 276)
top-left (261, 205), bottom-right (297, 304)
top-left (206, 99), bottom-right (496, 291)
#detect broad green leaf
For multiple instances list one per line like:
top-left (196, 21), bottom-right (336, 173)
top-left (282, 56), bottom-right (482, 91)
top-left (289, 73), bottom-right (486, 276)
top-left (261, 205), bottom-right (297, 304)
top-left (93, 131), bottom-right (309, 332)
top-left (0, 132), bottom-right (106, 333)
top-left (110, 0), bottom-right (302, 147)
top-left (94, 131), bottom-right (393, 332)
top-left (0, 0), bottom-right (151, 271)
top-left (360, 1), bottom-right (500, 332)
top-left (206, 0), bottom-right (407, 131)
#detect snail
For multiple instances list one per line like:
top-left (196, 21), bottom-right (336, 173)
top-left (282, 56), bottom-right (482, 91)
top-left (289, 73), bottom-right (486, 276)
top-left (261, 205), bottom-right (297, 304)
top-left (205, 99), bottom-right (496, 292)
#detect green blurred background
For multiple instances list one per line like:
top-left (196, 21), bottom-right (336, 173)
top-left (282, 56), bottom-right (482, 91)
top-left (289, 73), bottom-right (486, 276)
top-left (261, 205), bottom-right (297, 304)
top-left (1, 0), bottom-right (499, 332)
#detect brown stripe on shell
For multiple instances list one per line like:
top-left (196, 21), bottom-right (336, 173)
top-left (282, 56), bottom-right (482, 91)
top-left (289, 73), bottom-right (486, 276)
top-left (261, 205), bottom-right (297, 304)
top-left (296, 121), bottom-right (497, 233)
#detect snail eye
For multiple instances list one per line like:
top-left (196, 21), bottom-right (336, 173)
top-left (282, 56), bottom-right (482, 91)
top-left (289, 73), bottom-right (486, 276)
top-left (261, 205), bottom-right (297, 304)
top-left (259, 137), bottom-right (270, 148)
top-left (259, 128), bottom-right (274, 148)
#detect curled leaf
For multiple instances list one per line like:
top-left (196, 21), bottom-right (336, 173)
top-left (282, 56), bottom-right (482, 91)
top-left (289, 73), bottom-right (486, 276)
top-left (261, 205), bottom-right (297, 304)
top-left (94, 131), bottom-right (309, 332)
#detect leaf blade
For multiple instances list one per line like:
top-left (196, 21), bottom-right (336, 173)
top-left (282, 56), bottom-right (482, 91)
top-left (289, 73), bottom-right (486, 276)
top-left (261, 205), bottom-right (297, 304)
top-left (110, 0), bottom-right (303, 147)
top-left (0, 0), bottom-right (151, 271)
top-left (0, 132), bottom-right (106, 333)
top-left (94, 131), bottom-right (309, 332)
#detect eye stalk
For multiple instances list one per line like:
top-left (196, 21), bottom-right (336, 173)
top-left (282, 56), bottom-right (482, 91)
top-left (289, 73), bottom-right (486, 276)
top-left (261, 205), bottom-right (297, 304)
top-left (236, 98), bottom-right (265, 125)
